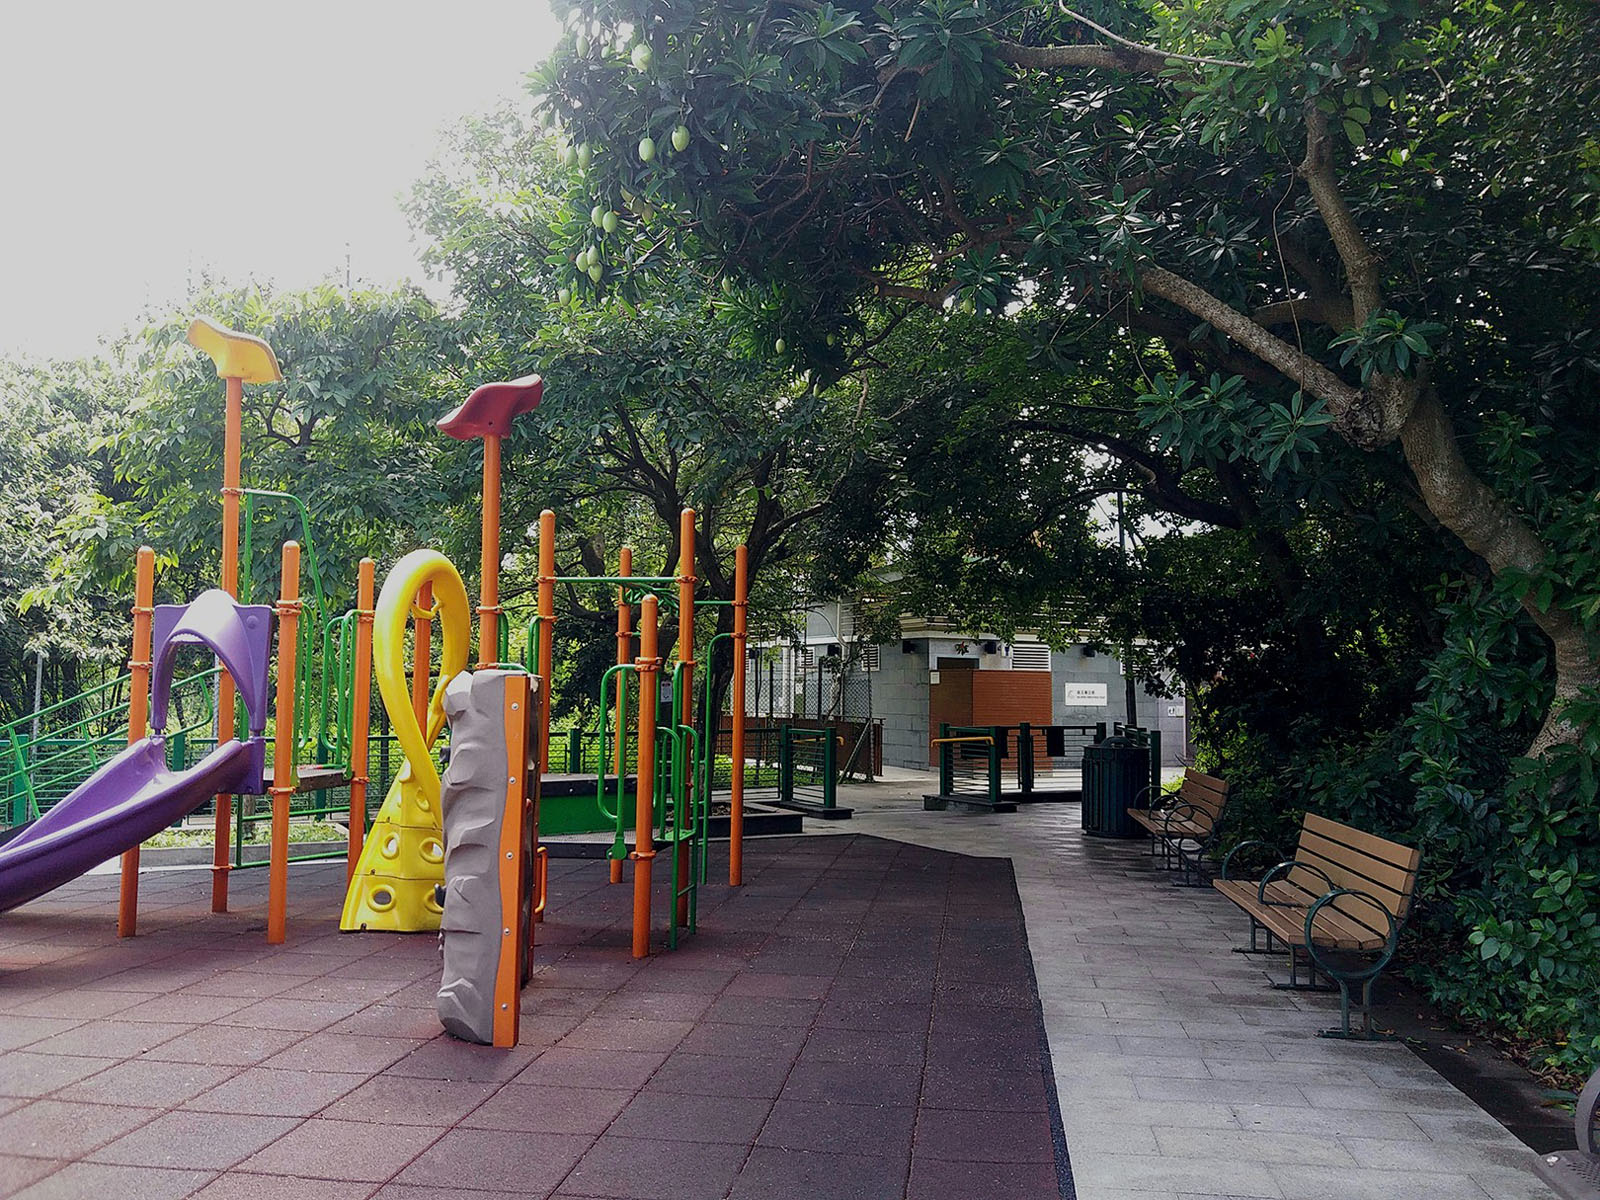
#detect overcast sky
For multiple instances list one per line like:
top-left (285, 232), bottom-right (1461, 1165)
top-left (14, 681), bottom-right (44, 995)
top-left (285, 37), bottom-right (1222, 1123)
top-left (0, 1), bottom-right (560, 360)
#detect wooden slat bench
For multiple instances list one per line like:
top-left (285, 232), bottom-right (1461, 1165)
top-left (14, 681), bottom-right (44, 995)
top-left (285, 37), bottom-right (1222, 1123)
top-left (1127, 768), bottom-right (1230, 886)
top-left (1215, 812), bottom-right (1421, 1039)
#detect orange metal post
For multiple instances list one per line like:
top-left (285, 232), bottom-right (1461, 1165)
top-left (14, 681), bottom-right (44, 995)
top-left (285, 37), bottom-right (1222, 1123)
top-left (675, 511), bottom-right (695, 927)
top-left (268, 541), bottom-right (301, 945)
top-left (117, 546), bottom-right (156, 937)
top-left (213, 375), bottom-right (243, 913)
top-left (412, 581), bottom-right (433, 729)
top-left (536, 510), bottom-right (556, 773)
top-left (610, 545), bottom-right (633, 886)
top-left (632, 596), bottom-right (660, 959)
top-left (347, 558), bottom-right (376, 882)
top-left (478, 433), bottom-right (502, 667)
top-left (729, 544), bottom-right (748, 887)
top-left (493, 672), bottom-right (535, 1048)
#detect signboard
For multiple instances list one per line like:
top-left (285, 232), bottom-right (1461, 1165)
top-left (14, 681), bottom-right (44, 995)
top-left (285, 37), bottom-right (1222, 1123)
top-left (1063, 682), bottom-right (1108, 706)
top-left (928, 670), bottom-right (941, 685)
top-left (1167, 703), bottom-right (1185, 718)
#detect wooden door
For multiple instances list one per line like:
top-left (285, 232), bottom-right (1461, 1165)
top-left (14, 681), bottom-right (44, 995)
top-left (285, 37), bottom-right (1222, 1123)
top-left (928, 658), bottom-right (976, 765)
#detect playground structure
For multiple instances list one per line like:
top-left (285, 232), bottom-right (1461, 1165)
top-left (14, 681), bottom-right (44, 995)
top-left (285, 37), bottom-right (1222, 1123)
top-left (0, 319), bottom-right (752, 967)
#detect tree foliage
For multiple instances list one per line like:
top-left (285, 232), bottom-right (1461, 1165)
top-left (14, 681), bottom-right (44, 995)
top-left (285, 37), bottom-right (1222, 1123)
top-left (535, 0), bottom-right (1600, 1074)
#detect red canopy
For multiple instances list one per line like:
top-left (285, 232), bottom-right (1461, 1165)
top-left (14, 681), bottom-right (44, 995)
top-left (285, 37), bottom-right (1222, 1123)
top-left (437, 374), bottom-right (543, 439)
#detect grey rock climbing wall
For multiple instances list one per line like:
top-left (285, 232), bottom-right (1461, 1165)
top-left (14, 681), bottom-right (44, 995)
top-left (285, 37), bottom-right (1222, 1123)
top-left (436, 669), bottom-right (512, 1045)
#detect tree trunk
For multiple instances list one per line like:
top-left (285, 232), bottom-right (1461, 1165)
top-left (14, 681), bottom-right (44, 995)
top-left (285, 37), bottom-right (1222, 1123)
top-left (1398, 390), bottom-right (1600, 754)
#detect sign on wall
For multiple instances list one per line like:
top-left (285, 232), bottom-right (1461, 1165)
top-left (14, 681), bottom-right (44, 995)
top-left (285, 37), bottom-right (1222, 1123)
top-left (1063, 682), bottom-right (1108, 706)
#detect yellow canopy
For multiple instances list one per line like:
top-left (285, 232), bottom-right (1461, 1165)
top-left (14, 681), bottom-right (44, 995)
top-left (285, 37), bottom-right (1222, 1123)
top-left (186, 317), bottom-right (283, 384)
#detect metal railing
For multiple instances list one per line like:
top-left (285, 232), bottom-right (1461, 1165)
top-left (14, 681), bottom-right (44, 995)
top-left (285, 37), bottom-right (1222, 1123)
top-left (777, 725), bottom-right (840, 813)
top-left (933, 726), bottom-right (1001, 805)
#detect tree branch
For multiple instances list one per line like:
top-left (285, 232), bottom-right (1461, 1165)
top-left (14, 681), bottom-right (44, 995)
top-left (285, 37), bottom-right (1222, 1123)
top-left (1139, 265), bottom-right (1365, 411)
top-left (1252, 296), bottom-right (1353, 328)
top-left (997, 6), bottom-right (1249, 75)
top-left (1298, 106), bottom-right (1383, 323)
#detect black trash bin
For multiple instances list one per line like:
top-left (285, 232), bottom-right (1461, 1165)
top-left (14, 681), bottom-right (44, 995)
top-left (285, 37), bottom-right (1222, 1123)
top-left (1081, 736), bottom-right (1149, 838)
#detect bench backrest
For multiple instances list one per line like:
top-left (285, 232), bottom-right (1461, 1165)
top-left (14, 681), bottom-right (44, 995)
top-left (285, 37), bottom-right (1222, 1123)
top-left (1169, 768), bottom-right (1229, 822)
top-left (1289, 812), bottom-right (1422, 936)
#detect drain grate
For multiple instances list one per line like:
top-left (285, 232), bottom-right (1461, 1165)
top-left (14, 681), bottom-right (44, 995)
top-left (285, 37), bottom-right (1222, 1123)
top-left (1535, 1150), bottom-right (1600, 1200)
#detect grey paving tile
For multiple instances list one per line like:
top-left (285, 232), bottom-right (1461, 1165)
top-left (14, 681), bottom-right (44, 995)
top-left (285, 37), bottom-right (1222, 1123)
top-left (1230, 1104), bottom-right (1430, 1140)
top-left (1340, 1135), bottom-right (1536, 1173)
top-left (1267, 1163), bottom-right (1494, 1199)
top-left (1153, 1126), bottom-right (1357, 1167)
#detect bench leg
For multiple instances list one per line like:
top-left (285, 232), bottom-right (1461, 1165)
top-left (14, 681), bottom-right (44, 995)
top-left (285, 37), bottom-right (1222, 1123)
top-left (1233, 919), bottom-right (1277, 955)
top-left (1172, 839), bottom-right (1209, 888)
top-left (1317, 976), bottom-right (1399, 1041)
top-left (1271, 946), bottom-right (1338, 992)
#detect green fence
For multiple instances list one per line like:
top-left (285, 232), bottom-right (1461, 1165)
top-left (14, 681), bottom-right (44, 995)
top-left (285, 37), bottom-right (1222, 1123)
top-left (2, 668), bottom-right (221, 829)
top-left (774, 725), bottom-right (851, 817)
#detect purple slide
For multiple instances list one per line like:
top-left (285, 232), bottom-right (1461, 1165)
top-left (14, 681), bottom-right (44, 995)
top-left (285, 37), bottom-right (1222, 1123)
top-left (0, 588), bottom-right (273, 916)
top-left (0, 738), bottom-right (261, 914)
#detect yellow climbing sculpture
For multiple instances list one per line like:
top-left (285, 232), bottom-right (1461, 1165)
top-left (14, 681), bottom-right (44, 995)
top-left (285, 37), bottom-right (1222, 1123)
top-left (341, 550), bottom-right (470, 932)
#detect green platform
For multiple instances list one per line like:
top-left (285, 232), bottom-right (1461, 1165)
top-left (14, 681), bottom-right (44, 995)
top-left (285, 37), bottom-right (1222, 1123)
top-left (539, 772), bottom-right (639, 836)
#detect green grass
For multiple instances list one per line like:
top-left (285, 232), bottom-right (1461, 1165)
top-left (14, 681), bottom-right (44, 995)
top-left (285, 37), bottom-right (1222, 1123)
top-left (144, 820), bottom-right (347, 849)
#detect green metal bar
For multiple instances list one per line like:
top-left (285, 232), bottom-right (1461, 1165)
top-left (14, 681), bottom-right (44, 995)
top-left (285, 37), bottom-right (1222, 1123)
top-left (822, 729), bottom-right (837, 810)
top-left (549, 575), bottom-right (676, 587)
top-left (6, 729), bottom-right (37, 825)
top-left (238, 802), bottom-right (351, 822)
top-left (241, 491), bottom-right (256, 604)
top-left (596, 662), bottom-right (637, 835)
top-left (939, 722), bottom-right (952, 796)
top-left (239, 488), bottom-right (329, 618)
top-left (698, 631), bottom-right (734, 806)
top-left (524, 615), bottom-right (546, 676)
top-left (779, 725), bottom-right (795, 805)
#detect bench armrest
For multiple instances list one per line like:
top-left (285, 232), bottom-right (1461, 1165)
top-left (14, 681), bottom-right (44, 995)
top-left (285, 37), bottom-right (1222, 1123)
top-left (1132, 782), bottom-right (1162, 810)
top-left (1220, 839), bottom-right (1280, 881)
top-left (1258, 859), bottom-right (1334, 907)
top-left (1304, 888), bottom-right (1399, 980)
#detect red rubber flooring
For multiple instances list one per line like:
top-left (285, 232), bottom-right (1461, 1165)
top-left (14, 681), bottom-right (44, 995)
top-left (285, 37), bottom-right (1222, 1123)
top-left (0, 836), bottom-right (1071, 1199)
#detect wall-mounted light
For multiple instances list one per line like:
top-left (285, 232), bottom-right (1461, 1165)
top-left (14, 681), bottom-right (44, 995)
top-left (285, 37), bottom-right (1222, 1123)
top-left (901, 640), bottom-right (917, 654)
top-left (1081, 644), bottom-right (1096, 658)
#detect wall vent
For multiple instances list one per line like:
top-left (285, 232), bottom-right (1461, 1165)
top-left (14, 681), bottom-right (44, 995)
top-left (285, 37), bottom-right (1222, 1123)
top-left (1011, 643), bottom-right (1052, 672)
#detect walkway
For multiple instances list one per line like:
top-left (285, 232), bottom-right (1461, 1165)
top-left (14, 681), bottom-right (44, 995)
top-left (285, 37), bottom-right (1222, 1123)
top-left (829, 774), bottom-right (1557, 1200)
